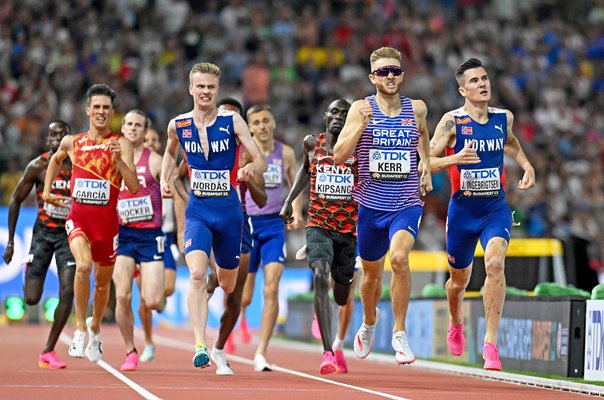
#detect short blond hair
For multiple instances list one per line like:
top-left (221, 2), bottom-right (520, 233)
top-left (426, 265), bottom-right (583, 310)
top-left (189, 62), bottom-right (221, 85)
top-left (369, 47), bottom-right (402, 68)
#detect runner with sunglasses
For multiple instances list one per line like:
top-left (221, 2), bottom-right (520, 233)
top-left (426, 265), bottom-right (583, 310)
top-left (334, 46), bottom-right (432, 365)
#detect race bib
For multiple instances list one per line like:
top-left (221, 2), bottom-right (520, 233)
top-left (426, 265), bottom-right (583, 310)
top-left (43, 200), bottom-right (70, 219)
top-left (369, 149), bottom-right (410, 180)
top-left (263, 163), bottom-right (282, 188)
top-left (118, 195), bottom-right (154, 223)
top-left (190, 169), bottom-right (229, 197)
top-left (315, 172), bottom-right (353, 200)
top-left (72, 178), bottom-right (110, 205)
top-left (460, 168), bottom-right (501, 197)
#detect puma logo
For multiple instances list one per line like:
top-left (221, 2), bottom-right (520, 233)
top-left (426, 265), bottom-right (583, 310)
top-left (219, 125), bottom-right (230, 135)
top-left (494, 125), bottom-right (503, 134)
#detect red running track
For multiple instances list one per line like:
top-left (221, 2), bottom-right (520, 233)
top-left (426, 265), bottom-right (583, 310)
top-left (0, 323), bottom-right (595, 400)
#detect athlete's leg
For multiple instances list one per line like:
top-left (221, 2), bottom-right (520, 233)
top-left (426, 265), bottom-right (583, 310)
top-left (42, 266), bottom-right (75, 353)
top-left (446, 264), bottom-right (473, 325)
top-left (311, 259), bottom-right (334, 352)
top-left (69, 236), bottom-right (93, 332)
top-left (215, 252), bottom-right (250, 349)
top-left (206, 251), bottom-right (219, 298)
top-left (389, 230), bottom-right (415, 333)
top-left (482, 237), bottom-right (507, 345)
top-left (185, 249), bottom-right (210, 346)
top-left (255, 262), bottom-right (284, 357)
top-left (164, 268), bottom-right (176, 297)
top-left (240, 271), bottom-right (256, 339)
top-left (113, 255), bottom-right (136, 352)
top-left (336, 271), bottom-right (357, 343)
top-left (140, 260), bottom-right (164, 310)
top-left (137, 278), bottom-right (154, 347)
top-left (358, 257), bottom-right (384, 325)
top-left (90, 261), bottom-right (116, 334)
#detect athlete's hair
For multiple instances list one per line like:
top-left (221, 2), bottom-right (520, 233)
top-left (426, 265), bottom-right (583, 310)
top-left (455, 58), bottom-right (485, 86)
top-left (218, 97), bottom-right (243, 115)
top-left (189, 62), bottom-right (221, 85)
top-left (370, 47), bottom-right (402, 68)
top-left (86, 83), bottom-right (117, 107)
top-left (122, 109), bottom-right (150, 130)
top-left (246, 103), bottom-right (273, 119)
top-left (48, 120), bottom-right (71, 134)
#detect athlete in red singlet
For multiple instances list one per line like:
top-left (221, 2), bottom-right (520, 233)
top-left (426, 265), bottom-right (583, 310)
top-left (280, 99), bottom-right (358, 374)
top-left (3, 121), bottom-right (74, 369)
top-left (43, 84), bottom-right (140, 364)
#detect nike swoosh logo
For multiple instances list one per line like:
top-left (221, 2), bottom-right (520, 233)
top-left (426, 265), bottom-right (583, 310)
top-left (153, 255), bottom-right (162, 260)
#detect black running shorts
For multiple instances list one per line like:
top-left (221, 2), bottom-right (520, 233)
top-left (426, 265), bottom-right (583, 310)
top-left (305, 227), bottom-right (356, 285)
top-left (25, 226), bottom-right (75, 281)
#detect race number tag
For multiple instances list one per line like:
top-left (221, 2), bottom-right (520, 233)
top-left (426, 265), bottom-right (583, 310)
top-left (190, 169), bottom-right (229, 197)
top-left (43, 200), bottom-right (70, 219)
top-left (315, 172), bottom-right (353, 200)
top-left (264, 163), bottom-right (282, 188)
top-left (118, 195), bottom-right (154, 223)
top-left (460, 168), bottom-right (501, 197)
top-left (369, 149), bottom-right (410, 180)
top-left (72, 178), bottom-right (110, 205)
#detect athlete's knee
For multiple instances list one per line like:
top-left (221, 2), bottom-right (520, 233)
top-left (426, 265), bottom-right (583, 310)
top-left (225, 292), bottom-right (243, 311)
top-left (75, 261), bottom-right (93, 278)
top-left (24, 290), bottom-right (42, 306)
top-left (188, 269), bottom-right (206, 288)
top-left (333, 284), bottom-right (350, 306)
top-left (389, 250), bottom-right (410, 273)
top-left (145, 296), bottom-right (163, 310)
top-left (115, 290), bottom-right (132, 306)
top-left (485, 256), bottom-right (505, 277)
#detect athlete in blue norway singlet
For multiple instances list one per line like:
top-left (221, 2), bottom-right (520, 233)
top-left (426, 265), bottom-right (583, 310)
top-left (445, 107), bottom-right (512, 269)
top-left (175, 109), bottom-right (242, 269)
top-left (354, 95), bottom-right (423, 261)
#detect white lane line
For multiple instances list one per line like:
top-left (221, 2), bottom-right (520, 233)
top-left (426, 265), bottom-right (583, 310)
top-left (59, 333), bottom-right (163, 400)
top-left (150, 333), bottom-right (411, 400)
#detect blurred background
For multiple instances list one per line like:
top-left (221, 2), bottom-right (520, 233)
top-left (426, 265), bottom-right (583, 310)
top-left (0, 0), bottom-right (602, 292)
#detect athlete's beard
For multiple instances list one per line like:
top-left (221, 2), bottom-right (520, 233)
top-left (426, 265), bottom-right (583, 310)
top-left (375, 80), bottom-right (402, 96)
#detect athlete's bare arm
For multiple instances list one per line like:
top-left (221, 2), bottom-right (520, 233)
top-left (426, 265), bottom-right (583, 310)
top-left (115, 137), bottom-right (140, 194)
top-left (282, 142), bottom-right (304, 229)
top-left (3, 156), bottom-right (45, 264)
top-left (503, 110), bottom-right (535, 190)
top-left (333, 99), bottom-right (372, 164)
top-left (172, 159), bottom-right (189, 202)
top-left (148, 150), bottom-right (163, 183)
top-left (42, 135), bottom-right (73, 207)
top-left (239, 148), bottom-right (267, 208)
top-left (280, 135), bottom-right (314, 225)
top-left (412, 99), bottom-right (433, 196)
top-left (233, 113), bottom-right (268, 181)
top-left (427, 112), bottom-right (480, 173)
top-left (161, 119), bottom-right (179, 198)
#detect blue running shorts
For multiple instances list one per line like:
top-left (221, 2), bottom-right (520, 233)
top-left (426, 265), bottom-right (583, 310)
top-left (118, 226), bottom-right (165, 264)
top-left (248, 214), bottom-right (286, 273)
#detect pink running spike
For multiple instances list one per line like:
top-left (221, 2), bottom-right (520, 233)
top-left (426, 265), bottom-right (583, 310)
top-left (38, 351), bottom-right (66, 369)
top-left (319, 351), bottom-right (337, 375)
top-left (483, 342), bottom-right (502, 370)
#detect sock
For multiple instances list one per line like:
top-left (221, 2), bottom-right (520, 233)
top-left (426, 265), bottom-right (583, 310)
top-left (333, 337), bottom-right (344, 350)
top-left (195, 343), bottom-right (206, 351)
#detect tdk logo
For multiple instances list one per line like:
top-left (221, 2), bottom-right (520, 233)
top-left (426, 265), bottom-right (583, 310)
top-left (464, 170), bottom-right (497, 179)
top-left (119, 197), bottom-right (150, 208)
top-left (382, 152), bottom-right (408, 161)
top-left (319, 174), bottom-right (352, 184)
top-left (194, 171), bottom-right (227, 180)
top-left (78, 179), bottom-right (108, 189)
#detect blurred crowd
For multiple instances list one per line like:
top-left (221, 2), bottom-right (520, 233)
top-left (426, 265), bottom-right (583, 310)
top-left (0, 0), bottom-right (602, 282)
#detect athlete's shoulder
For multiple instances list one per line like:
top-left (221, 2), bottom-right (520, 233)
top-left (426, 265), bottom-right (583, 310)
top-left (173, 112), bottom-right (194, 127)
top-left (450, 107), bottom-right (468, 117)
top-left (303, 134), bottom-right (317, 151)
